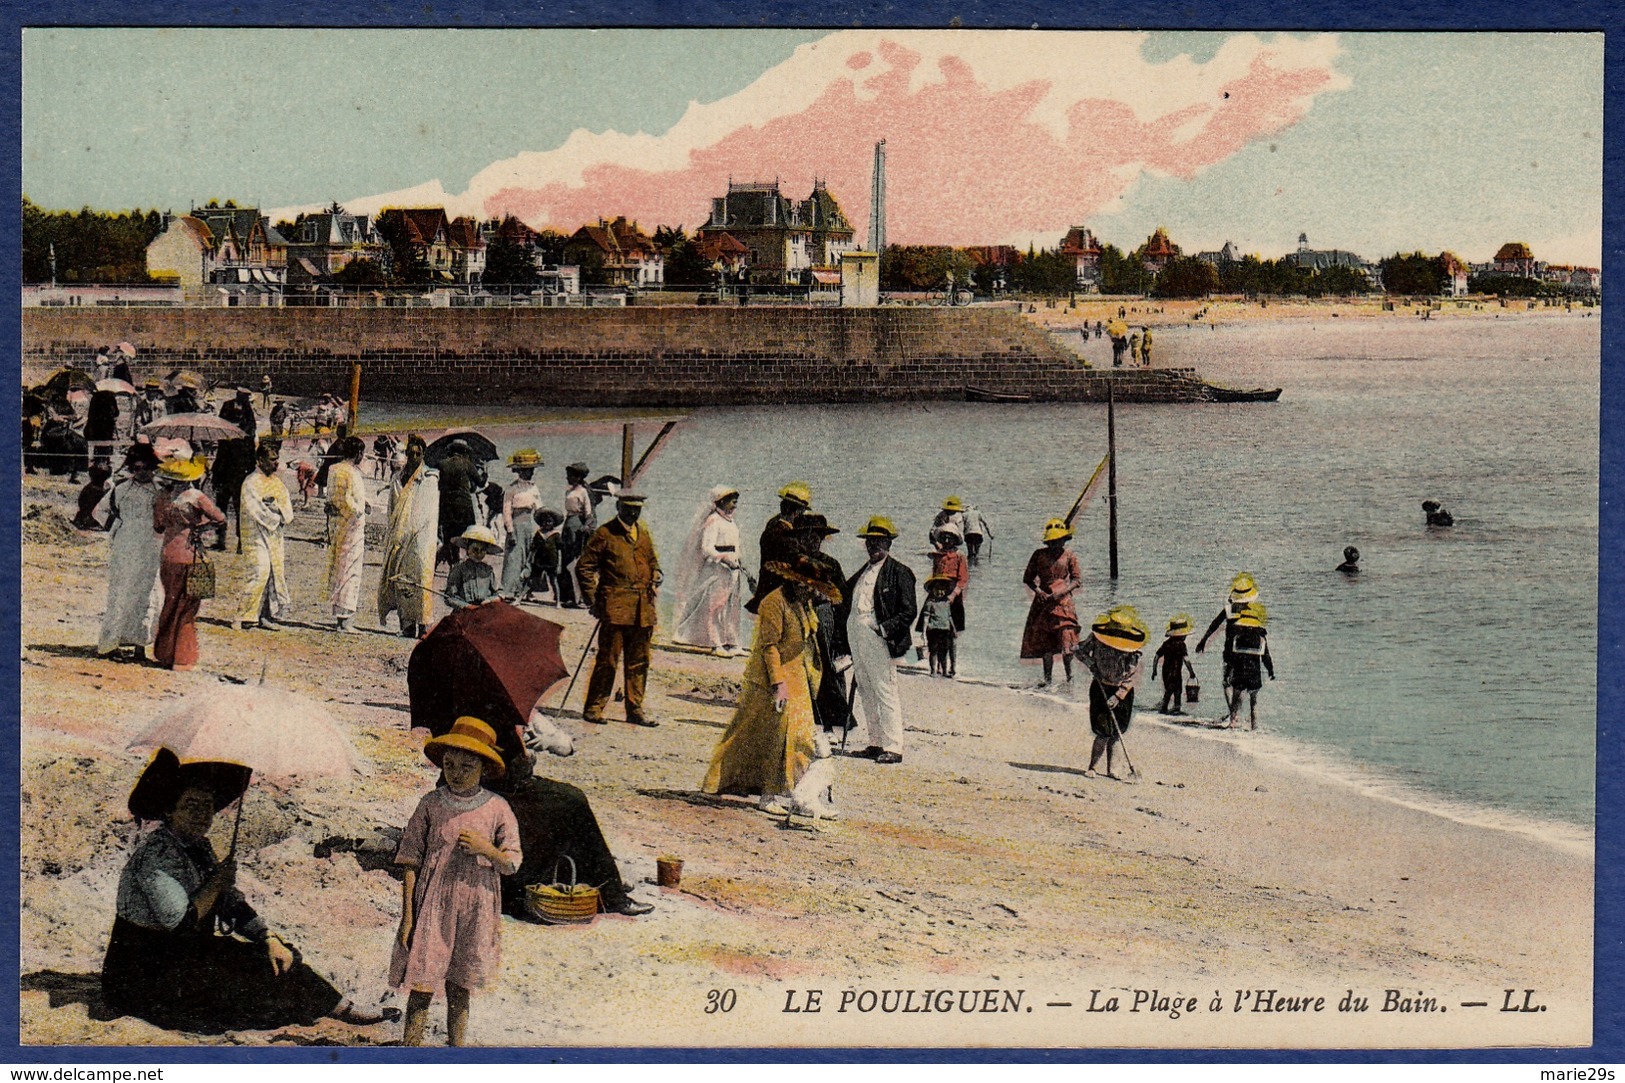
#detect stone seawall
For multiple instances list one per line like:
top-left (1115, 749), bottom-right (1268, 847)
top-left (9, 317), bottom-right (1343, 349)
top-left (22, 306), bottom-right (1218, 405)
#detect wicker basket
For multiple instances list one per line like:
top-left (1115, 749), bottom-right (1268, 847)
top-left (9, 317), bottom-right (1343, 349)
top-left (524, 856), bottom-right (600, 925)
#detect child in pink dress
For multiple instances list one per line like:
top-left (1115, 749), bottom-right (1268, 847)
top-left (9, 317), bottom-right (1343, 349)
top-left (392, 717), bottom-right (521, 1046)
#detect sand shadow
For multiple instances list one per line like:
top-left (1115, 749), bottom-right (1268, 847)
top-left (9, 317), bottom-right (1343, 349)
top-left (20, 970), bottom-right (113, 1019)
top-left (1009, 761), bottom-right (1093, 779)
top-left (356, 700), bottom-right (411, 712)
top-left (671, 716), bottom-right (726, 730)
top-left (22, 642), bottom-right (105, 661)
top-left (668, 692), bottom-right (737, 708)
top-left (635, 787), bottom-right (754, 811)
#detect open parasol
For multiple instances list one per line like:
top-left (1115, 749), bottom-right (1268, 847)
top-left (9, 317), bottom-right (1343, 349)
top-left (407, 599), bottom-right (568, 763)
top-left (44, 368), bottom-right (97, 395)
top-left (143, 412), bottom-right (251, 442)
top-left (97, 378), bottom-right (138, 395)
top-left (115, 341), bottom-right (138, 358)
top-left (165, 369), bottom-right (208, 392)
top-left (423, 430), bottom-right (498, 468)
top-left (128, 678), bottom-right (368, 855)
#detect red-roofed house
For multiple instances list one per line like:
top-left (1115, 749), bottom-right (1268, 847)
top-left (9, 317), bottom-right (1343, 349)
top-left (1439, 252), bottom-right (1469, 297)
top-left (445, 216), bottom-right (486, 283)
top-left (1060, 226), bottom-right (1103, 290)
top-left (694, 231), bottom-right (750, 278)
top-left (146, 214), bottom-right (216, 288)
top-left (565, 217), bottom-right (665, 287)
top-left (1492, 242), bottom-right (1538, 277)
top-left (1139, 227), bottom-right (1182, 275)
top-left (375, 208), bottom-right (455, 280)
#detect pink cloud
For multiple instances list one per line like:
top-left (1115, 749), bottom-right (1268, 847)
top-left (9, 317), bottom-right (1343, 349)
top-left (471, 33), bottom-right (1346, 245)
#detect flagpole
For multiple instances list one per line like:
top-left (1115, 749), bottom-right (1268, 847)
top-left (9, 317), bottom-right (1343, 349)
top-left (1107, 378), bottom-right (1119, 581)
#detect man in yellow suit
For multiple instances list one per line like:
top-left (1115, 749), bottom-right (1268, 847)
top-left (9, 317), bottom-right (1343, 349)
top-left (577, 492), bottom-right (661, 727)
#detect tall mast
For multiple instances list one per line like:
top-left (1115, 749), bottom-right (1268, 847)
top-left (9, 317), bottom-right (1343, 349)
top-left (868, 139), bottom-right (887, 252)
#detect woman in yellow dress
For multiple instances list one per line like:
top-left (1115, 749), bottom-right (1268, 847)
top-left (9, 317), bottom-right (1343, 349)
top-left (702, 556), bottom-right (843, 819)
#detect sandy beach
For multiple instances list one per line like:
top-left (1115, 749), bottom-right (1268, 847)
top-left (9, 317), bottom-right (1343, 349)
top-left (18, 464), bottom-right (1592, 1050)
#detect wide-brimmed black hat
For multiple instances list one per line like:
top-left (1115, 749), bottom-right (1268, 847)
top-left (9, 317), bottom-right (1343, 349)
top-left (792, 511), bottom-right (840, 536)
top-left (123, 442), bottom-right (160, 469)
top-left (127, 748), bottom-right (253, 822)
top-left (765, 555), bottom-right (843, 604)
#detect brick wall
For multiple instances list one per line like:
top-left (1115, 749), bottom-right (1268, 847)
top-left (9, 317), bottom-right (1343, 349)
top-left (21, 307), bottom-right (1215, 404)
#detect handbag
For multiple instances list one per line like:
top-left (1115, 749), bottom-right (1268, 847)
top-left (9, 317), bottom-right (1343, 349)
top-left (184, 530), bottom-right (216, 601)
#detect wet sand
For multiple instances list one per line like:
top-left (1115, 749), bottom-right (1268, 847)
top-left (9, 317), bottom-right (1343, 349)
top-left (18, 470), bottom-right (1591, 1049)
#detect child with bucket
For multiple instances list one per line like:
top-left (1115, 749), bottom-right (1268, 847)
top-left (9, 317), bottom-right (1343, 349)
top-left (1215, 602), bottom-right (1274, 730)
top-left (393, 717), bottom-right (522, 1046)
top-left (1152, 614), bottom-right (1198, 715)
top-left (1076, 605), bottom-right (1147, 779)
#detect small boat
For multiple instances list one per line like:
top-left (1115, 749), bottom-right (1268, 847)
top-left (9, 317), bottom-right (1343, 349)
top-left (965, 386), bottom-right (1033, 403)
top-left (1203, 385), bottom-right (1282, 403)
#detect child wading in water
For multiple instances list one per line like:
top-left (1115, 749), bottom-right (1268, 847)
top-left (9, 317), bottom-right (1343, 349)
top-left (915, 574), bottom-right (958, 677)
top-left (1077, 605), bottom-right (1147, 779)
top-left (1217, 602), bottom-right (1274, 730)
top-left (1152, 614), bottom-right (1197, 715)
top-left (393, 717), bottom-right (522, 1046)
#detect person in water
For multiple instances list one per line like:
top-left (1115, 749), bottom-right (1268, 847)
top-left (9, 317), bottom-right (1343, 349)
top-left (1422, 500), bottom-right (1454, 528)
top-left (1336, 546), bottom-right (1361, 574)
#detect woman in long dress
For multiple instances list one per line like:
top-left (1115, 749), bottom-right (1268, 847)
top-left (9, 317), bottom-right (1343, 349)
top-left (151, 457), bottom-right (226, 672)
top-left (324, 436), bottom-right (368, 633)
top-left (97, 443), bottom-right (164, 659)
top-left (377, 435), bottom-right (440, 639)
top-left (702, 556), bottom-right (842, 819)
top-left (1019, 518), bottom-right (1083, 685)
top-left (673, 485), bottom-right (747, 655)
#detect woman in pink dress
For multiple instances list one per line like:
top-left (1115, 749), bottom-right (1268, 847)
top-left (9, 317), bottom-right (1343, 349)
top-left (392, 717), bottom-right (521, 1047)
top-left (151, 457), bottom-right (226, 671)
top-left (1019, 518), bottom-right (1083, 685)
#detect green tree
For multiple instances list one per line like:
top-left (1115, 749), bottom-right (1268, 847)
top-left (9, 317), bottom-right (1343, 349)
top-left (331, 258), bottom-right (388, 285)
top-left (1152, 257), bottom-right (1220, 298)
top-left (1379, 252), bottom-right (1446, 296)
top-left (483, 234), bottom-right (539, 285)
top-left (1099, 243), bottom-right (1150, 295)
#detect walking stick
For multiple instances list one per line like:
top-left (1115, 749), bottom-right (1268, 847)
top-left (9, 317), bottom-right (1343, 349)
top-left (839, 666), bottom-right (859, 753)
top-left (554, 618), bottom-right (601, 710)
top-left (1106, 695), bottom-right (1140, 781)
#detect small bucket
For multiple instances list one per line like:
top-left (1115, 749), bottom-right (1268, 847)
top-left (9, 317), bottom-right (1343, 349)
top-left (656, 855), bottom-right (683, 890)
top-left (1186, 678), bottom-right (1201, 704)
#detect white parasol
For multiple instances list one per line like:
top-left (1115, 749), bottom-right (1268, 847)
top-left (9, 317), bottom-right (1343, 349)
top-left (142, 412), bottom-right (250, 442)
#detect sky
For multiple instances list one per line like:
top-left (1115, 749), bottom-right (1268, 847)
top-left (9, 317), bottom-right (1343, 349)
top-left (20, 28), bottom-right (1604, 265)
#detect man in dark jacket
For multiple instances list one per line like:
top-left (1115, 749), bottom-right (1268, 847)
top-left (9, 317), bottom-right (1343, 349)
top-left (795, 512), bottom-right (849, 735)
top-left (744, 481), bottom-right (811, 614)
top-left (436, 440), bottom-right (481, 566)
top-left (212, 388), bottom-right (258, 551)
top-left (576, 492), bottom-right (661, 727)
top-left (841, 515), bottom-right (917, 764)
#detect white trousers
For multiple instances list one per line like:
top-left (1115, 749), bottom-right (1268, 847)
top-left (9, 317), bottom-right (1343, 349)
top-left (847, 614), bottom-right (904, 753)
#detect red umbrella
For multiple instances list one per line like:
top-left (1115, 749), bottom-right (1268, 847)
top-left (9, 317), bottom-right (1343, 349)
top-left (407, 600), bottom-right (569, 763)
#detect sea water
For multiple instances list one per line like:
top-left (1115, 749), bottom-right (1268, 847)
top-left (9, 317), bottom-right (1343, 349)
top-left (362, 314), bottom-right (1599, 839)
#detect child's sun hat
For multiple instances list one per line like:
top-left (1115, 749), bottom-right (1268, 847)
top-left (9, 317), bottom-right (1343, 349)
top-left (1166, 613), bottom-right (1193, 636)
top-left (425, 716), bottom-right (506, 778)
top-left (1091, 605), bottom-right (1149, 651)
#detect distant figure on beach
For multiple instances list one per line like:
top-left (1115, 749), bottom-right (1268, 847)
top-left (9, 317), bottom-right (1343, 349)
top-left (1422, 500), bottom-right (1454, 528)
top-left (1079, 605), bottom-right (1147, 779)
top-left (233, 440), bottom-right (293, 632)
top-left (96, 443), bottom-right (163, 660)
top-left (151, 456), bottom-right (226, 672)
top-left (437, 440), bottom-right (481, 568)
top-left (557, 462), bottom-right (596, 609)
top-left (1336, 546), bottom-right (1361, 574)
top-left (1139, 326), bottom-right (1153, 365)
top-left (324, 436), bottom-right (368, 633)
top-left (393, 718), bottom-right (521, 1047)
top-left (961, 501), bottom-right (993, 565)
top-left (527, 509), bottom-right (563, 603)
top-left (929, 496), bottom-right (967, 548)
top-left (85, 390), bottom-right (120, 468)
top-left (843, 516), bottom-right (917, 766)
top-left (74, 465), bottom-right (113, 530)
top-left (1214, 602), bottom-right (1273, 730)
top-left (212, 389), bottom-right (258, 553)
top-left (577, 492), bottom-right (661, 728)
top-left (269, 400), bottom-right (288, 439)
top-left (260, 374), bottom-right (273, 409)
top-left (378, 434), bottom-right (440, 639)
top-left (500, 450), bottom-right (542, 600)
top-left (1110, 332), bottom-right (1128, 367)
top-left (1020, 518), bottom-right (1082, 686)
top-left (1152, 614), bottom-right (1196, 715)
top-left (746, 481), bottom-right (811, 615)
top-left (1195, 572), bottom-right (1262, 713)
top-left (794, 512), bottom-right (849, 736)
top-left (673, 485), bottom-right (748, 656)
top-left (703, 555), bottom-right (844, 819)
top-left (929, 524), bottom-right (969, 636)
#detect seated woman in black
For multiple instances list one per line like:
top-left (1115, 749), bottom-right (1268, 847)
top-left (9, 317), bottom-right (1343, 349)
top-left (102, 748), bottom-right (388, 1033)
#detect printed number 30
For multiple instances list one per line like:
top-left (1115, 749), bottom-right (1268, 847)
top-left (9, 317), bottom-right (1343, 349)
top-left (705, 989), bottom-right (737, 1014)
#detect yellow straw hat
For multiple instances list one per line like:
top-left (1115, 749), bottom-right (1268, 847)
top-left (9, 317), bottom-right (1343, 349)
top-left (1091, 605), bottom-right (1149, 652)
top-left (1166, 613), bottom-right (1194, 636)
top-left (1233, 601), bottom-right (1268, 629)
top-left (856, 515), bottom-right (899, 539)
top-left (157, 456), bottom-right (205, 483)
top-left (507, 448), bottom-right (542, 469)
top-left (941, 495), bottom-right (965, 512)
top-left (1229, 573), bottom-right (1259, 603)
top-left (777, 481), bottom-right (812, 508)
top-left (456, 525), bottom-right (500, 550)
top-left (1042, 517), bottom-right (1073, 542)
top-left (424, 716), bottom-right (506, 778)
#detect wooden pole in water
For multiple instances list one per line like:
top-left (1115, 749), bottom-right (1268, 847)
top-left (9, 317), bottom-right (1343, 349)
top-left (347, 363), bottom-right (362, 429)
top-left (620, 424), bottom-right (634, 488)
top-left (1107, 377), bottom-right (1119, 580)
